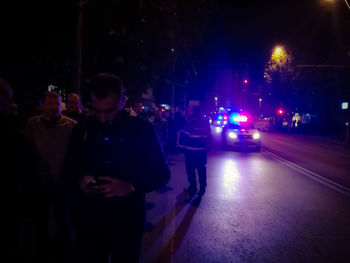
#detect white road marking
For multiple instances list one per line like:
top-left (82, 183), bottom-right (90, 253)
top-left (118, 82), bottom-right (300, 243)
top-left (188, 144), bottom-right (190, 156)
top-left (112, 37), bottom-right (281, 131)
top-left (263, 149), bottom-right (350, 197)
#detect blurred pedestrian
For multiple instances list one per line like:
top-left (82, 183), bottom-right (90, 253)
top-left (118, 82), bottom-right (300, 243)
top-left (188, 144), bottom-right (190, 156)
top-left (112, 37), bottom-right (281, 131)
top-left (153, 107), bottom-right (169, 155)
top-left (27, 91), bottom-right (76, 263)
top-left (63, 73), bottom-right (170, 263)
top-left (1, 77), bottom-right (39, 262)
top-left (62, 93), bottom-right (86, 123)
top-left (178, 106), bottom-right (211, 196)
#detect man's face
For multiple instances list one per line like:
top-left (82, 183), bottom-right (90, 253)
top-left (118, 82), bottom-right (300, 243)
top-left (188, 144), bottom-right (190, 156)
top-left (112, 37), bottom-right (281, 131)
top-left (42, 96), bottom-right (61, 120)
top-left (133, 102), bottom-right (142, 114)
top-left (66, 94), bottom-right (80, 112)
top-left (91, 93), bottom-right (121, 123)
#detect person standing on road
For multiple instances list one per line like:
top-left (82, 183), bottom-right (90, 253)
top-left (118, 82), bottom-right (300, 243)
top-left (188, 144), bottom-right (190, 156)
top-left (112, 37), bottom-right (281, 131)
top-left (27, 91), bottom-right (76, 263)
top-left (63, 73), bottom-right (170, 263)
top-left (178, 106), bottom-right (211, 196)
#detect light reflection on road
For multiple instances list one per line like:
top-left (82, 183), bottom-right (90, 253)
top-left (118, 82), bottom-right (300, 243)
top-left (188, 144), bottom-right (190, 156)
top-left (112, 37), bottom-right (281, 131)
top-left (220, 157), bottom-right (240, 198)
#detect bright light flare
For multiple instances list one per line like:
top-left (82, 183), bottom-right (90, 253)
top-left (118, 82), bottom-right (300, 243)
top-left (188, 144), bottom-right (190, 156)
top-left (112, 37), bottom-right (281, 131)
top-left (240, 116), bottom-right (248, 122)
top-left (273, 46), bottom-right (284, 56)
top-left (216, 127), bottom-right (222, 133)
top-left (228, 132), bottom-right (237, 139)
top-left (253, 133), bottom-right (260, 140)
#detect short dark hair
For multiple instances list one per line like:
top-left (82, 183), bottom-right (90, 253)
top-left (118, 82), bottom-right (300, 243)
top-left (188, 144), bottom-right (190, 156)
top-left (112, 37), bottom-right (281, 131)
top-left (43, 91), bottom-right (61, 102)
top-left (89, 73), bottom-right (125, 100)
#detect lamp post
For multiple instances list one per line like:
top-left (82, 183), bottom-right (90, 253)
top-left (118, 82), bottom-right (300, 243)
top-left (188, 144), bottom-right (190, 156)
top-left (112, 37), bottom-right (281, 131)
top-left (259, 98), bottom-right (262, 119)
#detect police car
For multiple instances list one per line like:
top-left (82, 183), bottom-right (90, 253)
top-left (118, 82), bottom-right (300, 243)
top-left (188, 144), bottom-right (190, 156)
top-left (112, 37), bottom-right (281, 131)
top-left (209, 114), bottom-right (229, 127)
top-left (221, 119), bottom-right (261, 151)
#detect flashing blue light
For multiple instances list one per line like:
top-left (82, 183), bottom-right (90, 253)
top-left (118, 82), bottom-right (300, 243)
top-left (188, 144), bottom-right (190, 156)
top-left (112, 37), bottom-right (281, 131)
top-left (104, 137), bottom-right (110, 141)
top-left (229, 112), bottom-right (240, 123)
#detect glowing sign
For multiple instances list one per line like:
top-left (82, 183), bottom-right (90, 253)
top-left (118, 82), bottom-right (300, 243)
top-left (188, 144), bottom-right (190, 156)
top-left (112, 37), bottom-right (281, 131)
top-left (342, 102), bottom-right (349, 110)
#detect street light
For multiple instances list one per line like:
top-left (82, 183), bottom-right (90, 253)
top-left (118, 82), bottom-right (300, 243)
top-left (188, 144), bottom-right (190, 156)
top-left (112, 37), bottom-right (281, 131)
top-left (323, 0), bottom-right (350, 11)
top-left (258, 98), bottom-right (262, 119)
top-left (272, 46), bottom-right (286, 59)
top-left (274, 47), bottom-right (283, 56)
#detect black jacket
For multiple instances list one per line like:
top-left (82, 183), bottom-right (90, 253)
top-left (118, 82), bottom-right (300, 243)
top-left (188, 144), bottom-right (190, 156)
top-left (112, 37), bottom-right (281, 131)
top-left (177, 115), bottom-right (211, 151)
top-left (63, 112), bottom-right (170, 230)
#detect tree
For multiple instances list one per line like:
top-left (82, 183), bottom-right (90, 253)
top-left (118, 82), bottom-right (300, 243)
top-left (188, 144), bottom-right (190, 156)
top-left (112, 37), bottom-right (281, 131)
top-left (264, 46), bottom-right (297, 108)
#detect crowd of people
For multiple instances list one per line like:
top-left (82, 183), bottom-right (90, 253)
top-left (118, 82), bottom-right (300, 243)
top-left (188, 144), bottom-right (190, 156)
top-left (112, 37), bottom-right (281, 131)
top-left (1, 73), bottom-right (211, 263)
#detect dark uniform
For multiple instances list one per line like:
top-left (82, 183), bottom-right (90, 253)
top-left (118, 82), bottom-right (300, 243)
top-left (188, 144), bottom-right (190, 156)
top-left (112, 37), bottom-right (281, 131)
top-left (64, 112), bottom-right (170, 263)
top-left (178, 113), bottom-right (211, 196)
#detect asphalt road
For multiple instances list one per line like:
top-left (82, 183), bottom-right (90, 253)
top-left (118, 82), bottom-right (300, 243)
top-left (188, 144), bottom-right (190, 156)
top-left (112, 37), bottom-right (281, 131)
top-left (142, 133), bottom-right (350, 263)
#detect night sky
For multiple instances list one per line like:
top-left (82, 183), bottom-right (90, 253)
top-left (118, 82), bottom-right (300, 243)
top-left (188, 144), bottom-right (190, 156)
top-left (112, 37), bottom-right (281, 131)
top-left (0, 0), bottom-right (349, 102)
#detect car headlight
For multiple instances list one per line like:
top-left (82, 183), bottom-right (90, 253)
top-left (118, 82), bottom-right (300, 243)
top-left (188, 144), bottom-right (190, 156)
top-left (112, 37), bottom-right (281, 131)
top-left (216, 127), bottom-right (222, 133)
top-left (253, 133), bottom-right (260, 140)
top-left (228, 132), bottom-right (237, 139)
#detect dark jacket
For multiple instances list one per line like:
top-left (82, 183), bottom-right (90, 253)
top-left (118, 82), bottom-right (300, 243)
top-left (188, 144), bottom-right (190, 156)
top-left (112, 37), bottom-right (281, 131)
top-left (63, 112), bottom-right (170, 231)
top-left (2, 113), bottom-right (39, 215)
top-left (27, 114), bottom-right (76, 188)
top-left (177, 115), bottom-right (211, 151)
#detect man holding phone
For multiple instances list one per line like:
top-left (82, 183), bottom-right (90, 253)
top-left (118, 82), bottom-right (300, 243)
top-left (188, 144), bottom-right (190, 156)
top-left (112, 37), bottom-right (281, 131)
top-left (64, 73), bottom-right (170, 263)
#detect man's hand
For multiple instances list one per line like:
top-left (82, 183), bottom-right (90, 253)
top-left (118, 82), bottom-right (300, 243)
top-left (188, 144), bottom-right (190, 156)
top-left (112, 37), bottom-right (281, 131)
top-left (98, 176), bottom-right (135, 198)
top-left (80, 175), bottom-right (99, 194)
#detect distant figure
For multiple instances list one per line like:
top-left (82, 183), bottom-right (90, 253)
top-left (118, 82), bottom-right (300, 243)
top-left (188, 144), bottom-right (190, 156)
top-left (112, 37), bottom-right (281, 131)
top-left (27, 91), bottom-right (76, 262)
top-left (153, 108), bottom-right (169, 155)
top-left (62, 92), bottom-right (86, 122)
top-left (63, 73), bottom-right (170, 263)
top-left (178, 106), bottom-right (211, 196)
top-left (1, 77), bottom-right (39, 262)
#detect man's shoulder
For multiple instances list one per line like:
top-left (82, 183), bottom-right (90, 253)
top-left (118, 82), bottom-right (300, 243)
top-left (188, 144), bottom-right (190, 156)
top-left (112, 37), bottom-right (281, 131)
top-left (27, 115), bottom-right (41, 124)
top-left (27, 115), bottom-right (42, 129)
top-left (59, 115), bottom-right (77, 127)
top-left (126, 115), bottom-right (152, 129)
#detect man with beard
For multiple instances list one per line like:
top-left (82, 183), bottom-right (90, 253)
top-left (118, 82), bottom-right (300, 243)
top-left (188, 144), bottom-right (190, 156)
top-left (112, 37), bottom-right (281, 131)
top-left (27, 91), bottom-right (76, 262)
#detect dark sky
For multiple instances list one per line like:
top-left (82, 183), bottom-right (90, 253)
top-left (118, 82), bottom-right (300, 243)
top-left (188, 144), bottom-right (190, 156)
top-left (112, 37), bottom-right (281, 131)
top-left (204, 0), bottom-right (350, 79)
top-left (0, 0), bottom-right (349, 85)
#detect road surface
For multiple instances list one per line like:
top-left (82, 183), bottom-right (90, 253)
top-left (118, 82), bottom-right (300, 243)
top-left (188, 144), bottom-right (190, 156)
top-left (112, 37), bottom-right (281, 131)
top-left (142, 132), bottom-right (350, 263)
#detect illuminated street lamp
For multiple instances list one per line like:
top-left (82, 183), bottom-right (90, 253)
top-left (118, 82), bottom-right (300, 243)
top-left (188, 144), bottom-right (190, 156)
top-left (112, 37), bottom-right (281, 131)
top-left (272, 46), bottom-right (287, 60)
top-left (258, 98), bottom-right (262, 119)
top-left (274, 47), bottom-right (283, 56)
top-left (323, 0), bottom-right (350, 11)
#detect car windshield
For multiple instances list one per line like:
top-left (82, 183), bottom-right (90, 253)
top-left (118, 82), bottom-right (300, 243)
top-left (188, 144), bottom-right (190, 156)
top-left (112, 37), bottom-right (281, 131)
top-left (227, 123), bottom-right (255, 129)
